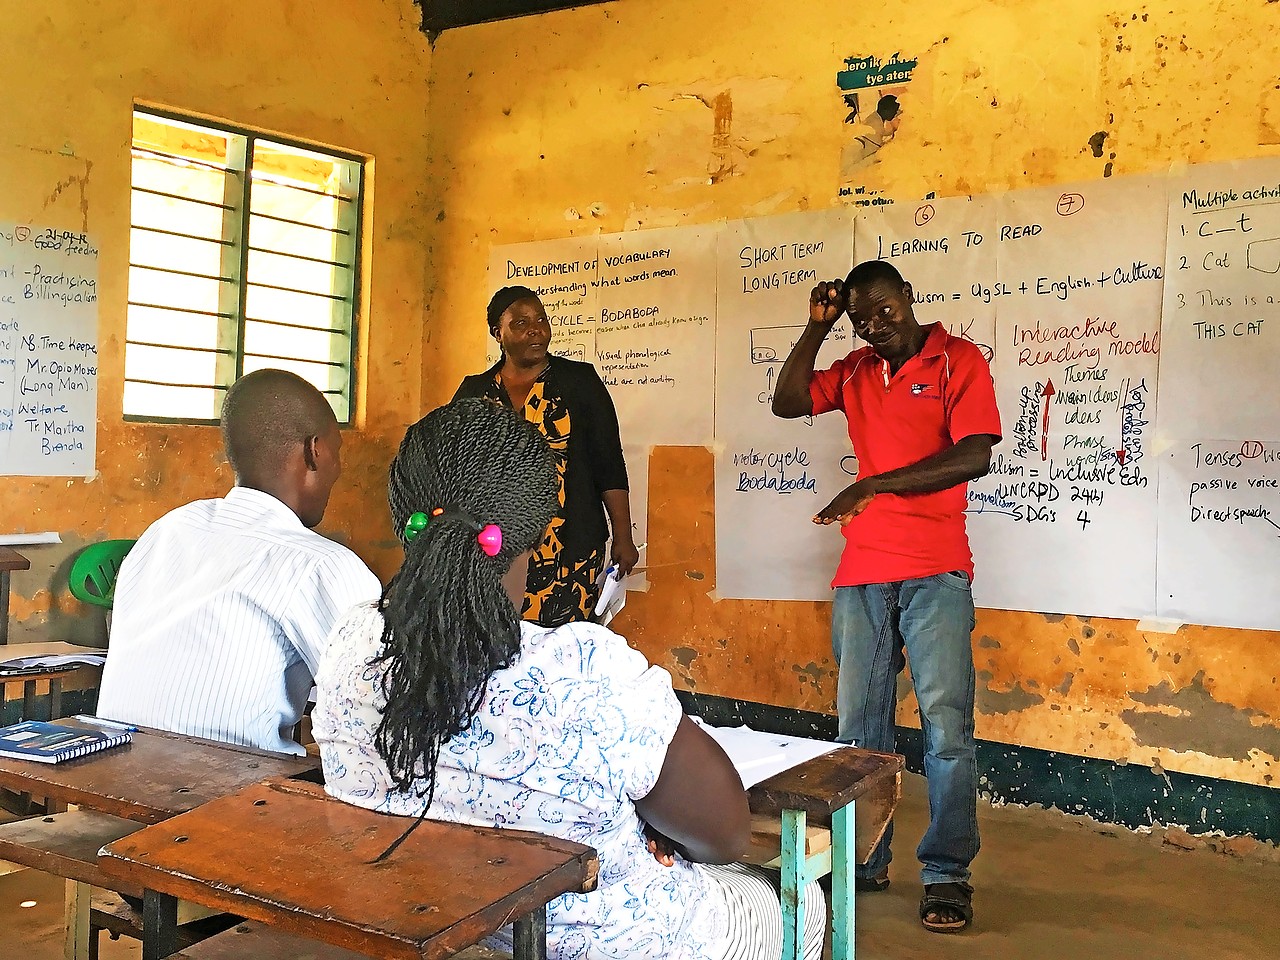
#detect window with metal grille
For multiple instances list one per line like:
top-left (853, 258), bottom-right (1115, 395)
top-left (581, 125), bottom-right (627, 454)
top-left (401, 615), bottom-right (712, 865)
top-left (125, 108), bottom-right (363, 424)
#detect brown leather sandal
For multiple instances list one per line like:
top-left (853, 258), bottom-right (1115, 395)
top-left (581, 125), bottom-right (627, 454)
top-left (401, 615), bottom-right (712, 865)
top-left (920, 881), bottom-right (973, 933)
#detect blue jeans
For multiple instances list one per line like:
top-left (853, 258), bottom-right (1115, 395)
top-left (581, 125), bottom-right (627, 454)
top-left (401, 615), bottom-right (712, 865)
top-left (832, 573), bottom-right (980, 886)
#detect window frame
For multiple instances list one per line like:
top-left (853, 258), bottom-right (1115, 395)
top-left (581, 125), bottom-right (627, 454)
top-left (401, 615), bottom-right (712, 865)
top-left (124, 105), bottom-right (366, 427)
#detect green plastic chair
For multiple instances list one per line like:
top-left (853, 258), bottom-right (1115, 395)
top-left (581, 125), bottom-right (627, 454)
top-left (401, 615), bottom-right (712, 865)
top-left (68, 539), bottom-right (136, 608)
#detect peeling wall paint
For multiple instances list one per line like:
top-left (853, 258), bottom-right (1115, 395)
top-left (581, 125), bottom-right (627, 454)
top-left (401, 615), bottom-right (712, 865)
top-left (1125, 672), bottom-right (1280, 767)
top-left (425, 0), bottom-right (1280, 792)
top-left (976, 674), bottom-right (1046, 716)
top-left (0, 0), bottom-right (433, 628)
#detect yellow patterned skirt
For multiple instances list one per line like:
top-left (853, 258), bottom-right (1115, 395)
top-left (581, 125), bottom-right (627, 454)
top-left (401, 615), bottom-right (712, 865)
top-left (518, 378), bottom-right (605, 627)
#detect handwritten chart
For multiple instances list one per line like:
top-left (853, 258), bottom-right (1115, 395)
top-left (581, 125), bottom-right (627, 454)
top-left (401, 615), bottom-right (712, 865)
top-left (1157, 440), bottom-right (1280, 631)
top-left (1157, 159), bottom-right (1280, 441)
top-left (0, 221), bottom-right (99, 476)
top-left (596, 225), bottom-right (718, 446)
top-left (966, 177), bottom-right (1166, 619)
top-left (596, 225), bottom-right (718, 589)
top-left (713, 208), bottom-right (855, 601)
top-left (1156, 157), bottom-right (1280, 629)
top-left (485, 161), bottom-right (1280, 628)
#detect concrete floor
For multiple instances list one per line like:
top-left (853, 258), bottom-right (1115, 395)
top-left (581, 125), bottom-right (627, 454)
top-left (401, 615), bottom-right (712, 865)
top-left (3, 772), bottom-right (1278, 960)
top-left (853, 773), bottom-right (1280, 960)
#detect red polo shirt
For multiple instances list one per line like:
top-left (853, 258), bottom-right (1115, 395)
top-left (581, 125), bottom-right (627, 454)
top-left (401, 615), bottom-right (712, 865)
top-left (810, 322), bottom-right (1001, 588)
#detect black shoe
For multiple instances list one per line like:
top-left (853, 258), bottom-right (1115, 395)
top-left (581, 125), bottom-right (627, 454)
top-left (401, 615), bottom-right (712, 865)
top-left (855, 870), bottom-right (890, 892)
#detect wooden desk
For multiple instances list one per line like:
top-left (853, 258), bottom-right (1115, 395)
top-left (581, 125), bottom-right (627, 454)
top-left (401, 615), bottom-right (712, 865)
top-left (0, 666), bottom-right (86, 727)
top-left (749, 746), bottom-right (904, 960)
top-left (0, 721), bottom-right (320, 959)
top-left (0, 547), bottom-right (31, 646)
top-left (100, 777), bottom-right (600, 960)
top-left (0, 719), bottom-right (319, 823)
top-left (0, 807), bottom-right (148, 960)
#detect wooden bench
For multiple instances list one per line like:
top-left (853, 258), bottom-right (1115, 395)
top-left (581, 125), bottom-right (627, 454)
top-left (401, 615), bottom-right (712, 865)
top-left (748, 746), bottom-right (904, 960)
top-left (0, 809), bottom-right (143, 896)
top-left (0, 809), bottom-right (144, 960)
top-left (100, 776), bottom-right (599, 960)
top-left (0, 808), bottom-right (240, 960)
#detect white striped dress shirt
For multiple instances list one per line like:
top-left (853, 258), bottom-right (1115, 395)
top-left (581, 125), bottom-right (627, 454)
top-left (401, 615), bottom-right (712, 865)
top-left (97, 486), bottom-right (381, 755)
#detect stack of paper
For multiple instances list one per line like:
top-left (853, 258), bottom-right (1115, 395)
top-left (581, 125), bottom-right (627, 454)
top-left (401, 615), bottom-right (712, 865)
top-left (593, 569), bottom-right (627, 625)
top-left (692, 718), bottom-right (844, 788)
top-left (0, 641), bottom-right (107, 676)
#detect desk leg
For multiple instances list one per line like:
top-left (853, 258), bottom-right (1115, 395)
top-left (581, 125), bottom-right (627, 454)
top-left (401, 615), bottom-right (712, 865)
top-left (0, 569), bottom-right (10, 645)
top-left (64, 879), bottom-right (90, 960)
top-left (781, 808), bottom-right (806, 960)
top-left (142, 889), bottom-right (178, 960)
top-left (512, 905), bottom-right (547, 960)
top-left (831, 802), bottom-right (855, 960)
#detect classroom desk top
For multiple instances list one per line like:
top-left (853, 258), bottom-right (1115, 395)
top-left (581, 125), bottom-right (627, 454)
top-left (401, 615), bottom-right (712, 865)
top-left (0, 719), bottom-right (319, 823)
top-left (748, 744), bottom-right (904, 822)
top-left (748, 744), bottom-right (904, 864)
top-left (99, 776), bottom-right (600, 960)
top-left (0, 547), bottom-right (30, 573)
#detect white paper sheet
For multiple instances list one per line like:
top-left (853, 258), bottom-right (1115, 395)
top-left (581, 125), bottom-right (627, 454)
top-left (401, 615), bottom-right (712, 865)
top-left (712, 207), bottom-right (857, 601)
top-left (693, 718), bottom-right (844, 788)
top-left (0, 531), bottom-right (61, 545)
top-left (592, 567), bottom-right (627, 624)
top-left (966, 177), bottom-right (1166, 618)
top-left (1, 222), bottom-right (100, 476)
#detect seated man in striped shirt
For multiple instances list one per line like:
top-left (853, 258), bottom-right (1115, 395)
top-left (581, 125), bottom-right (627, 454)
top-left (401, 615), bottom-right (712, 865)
top-left (97, 368), bottom-right (381, 755)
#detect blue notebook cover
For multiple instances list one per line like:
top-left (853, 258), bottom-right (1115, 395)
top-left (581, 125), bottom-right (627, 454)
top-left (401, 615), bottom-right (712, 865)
top-left (0, 720), bottom-right (131, 764)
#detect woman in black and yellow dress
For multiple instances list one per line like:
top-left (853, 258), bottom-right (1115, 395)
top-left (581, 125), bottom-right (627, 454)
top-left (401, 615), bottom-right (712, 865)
top-left (451, 285), bottom-right (639, 627)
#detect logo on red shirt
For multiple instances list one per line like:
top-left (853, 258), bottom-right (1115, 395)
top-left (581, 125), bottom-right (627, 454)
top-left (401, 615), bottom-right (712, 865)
top-left (911, 383), bottom-right (941, 399)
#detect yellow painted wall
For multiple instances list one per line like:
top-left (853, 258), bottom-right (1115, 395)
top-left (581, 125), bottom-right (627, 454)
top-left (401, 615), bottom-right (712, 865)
top-left (0, 0), bottom-right (432, 642)
top-left (3, 0), bottom-right (1277, 796)
top-left (424, 0), bottom-right (1280, 789)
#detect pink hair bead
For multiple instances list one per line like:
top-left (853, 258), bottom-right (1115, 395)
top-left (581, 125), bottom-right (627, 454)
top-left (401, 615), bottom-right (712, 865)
top-left (477, 524), bottom-right (503, 557)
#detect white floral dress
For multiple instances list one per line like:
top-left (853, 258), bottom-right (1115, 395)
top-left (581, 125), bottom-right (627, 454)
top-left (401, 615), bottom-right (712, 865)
top-left (312, 605), bottom-right (732, 960)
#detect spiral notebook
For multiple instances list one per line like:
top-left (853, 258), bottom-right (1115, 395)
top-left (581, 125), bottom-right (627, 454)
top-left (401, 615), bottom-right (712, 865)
top-left (0, 720), bottom-right (132, 764)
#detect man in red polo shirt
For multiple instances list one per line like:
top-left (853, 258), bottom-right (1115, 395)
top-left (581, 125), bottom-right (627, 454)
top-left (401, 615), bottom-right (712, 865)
top-left (772, 259), bottom-right (1000, 935)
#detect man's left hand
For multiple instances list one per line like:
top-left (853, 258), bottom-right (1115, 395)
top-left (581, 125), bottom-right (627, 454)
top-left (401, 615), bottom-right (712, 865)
top-left (814, 479), bottom-right (878, 525)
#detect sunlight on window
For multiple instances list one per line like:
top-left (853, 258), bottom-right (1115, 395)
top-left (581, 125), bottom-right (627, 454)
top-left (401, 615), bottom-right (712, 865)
top-left (124, 111), bottom-right (362, 424)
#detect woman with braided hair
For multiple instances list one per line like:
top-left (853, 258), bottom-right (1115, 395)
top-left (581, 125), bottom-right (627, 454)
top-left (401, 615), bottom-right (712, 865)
top-left (313, 398), bottom-right (826, 960)
top-left (452, 285), bottom-right (639, 627)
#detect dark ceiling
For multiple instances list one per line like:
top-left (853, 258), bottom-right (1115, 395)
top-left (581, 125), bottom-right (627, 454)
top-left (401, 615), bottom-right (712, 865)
top-left (416, 0), bottom-right (614, 36)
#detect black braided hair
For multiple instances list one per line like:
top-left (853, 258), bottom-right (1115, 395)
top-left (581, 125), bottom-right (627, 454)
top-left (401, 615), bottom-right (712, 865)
top-left (374, 397), bottom-right (557, 804)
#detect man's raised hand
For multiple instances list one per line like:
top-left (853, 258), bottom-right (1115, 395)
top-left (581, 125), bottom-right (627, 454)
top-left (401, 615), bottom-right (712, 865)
top-left (809, 279), bottom-right (847, 326)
